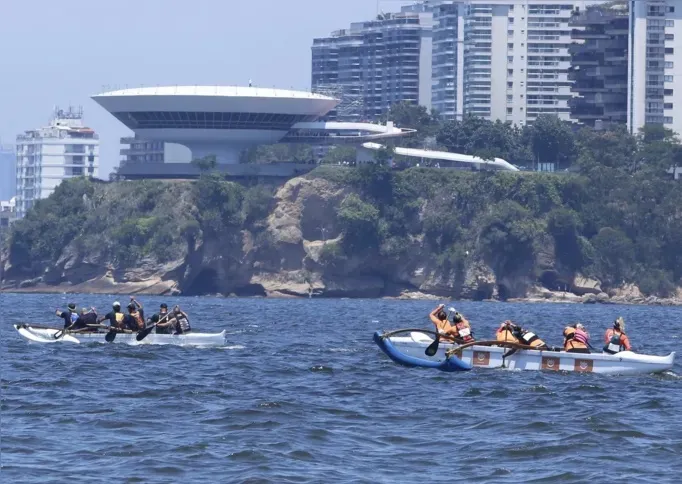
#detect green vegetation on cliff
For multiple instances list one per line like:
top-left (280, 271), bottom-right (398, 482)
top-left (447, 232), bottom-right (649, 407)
top-left (3, 115), bottom-right (682, 299)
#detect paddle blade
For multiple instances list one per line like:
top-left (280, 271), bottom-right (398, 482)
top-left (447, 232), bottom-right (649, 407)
top-left (105, 330), bottom-right (117, 342)
top-left (425, 335), bottom-right (440, 356)
top-left (136, 326), bottom-right (154, 341)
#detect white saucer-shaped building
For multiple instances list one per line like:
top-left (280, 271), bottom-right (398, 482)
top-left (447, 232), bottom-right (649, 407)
top-left (92, 86), bottom-right (339, 163)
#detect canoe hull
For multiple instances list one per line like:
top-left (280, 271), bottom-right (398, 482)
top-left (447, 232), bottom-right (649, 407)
top-left (377, 331), bottom-right (675, 376)
top-left (14, 325), bottom-right (227, 347)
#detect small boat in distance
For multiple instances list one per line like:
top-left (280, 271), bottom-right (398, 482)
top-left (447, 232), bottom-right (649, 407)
top-left (374, 329), bottom-right (675, 376)
top-left (14, 324), bottom-right (227, 348)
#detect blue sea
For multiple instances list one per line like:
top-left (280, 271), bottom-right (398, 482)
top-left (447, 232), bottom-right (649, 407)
top-left (1, 294), bottom-right (681, 483)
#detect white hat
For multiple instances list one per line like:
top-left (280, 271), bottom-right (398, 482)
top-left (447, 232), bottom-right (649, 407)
top-left (113, 301), bottom-right (121, 307)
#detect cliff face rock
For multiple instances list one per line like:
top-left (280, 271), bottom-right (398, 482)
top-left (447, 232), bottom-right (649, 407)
top-left (3, 172), bottom-right (679, 303)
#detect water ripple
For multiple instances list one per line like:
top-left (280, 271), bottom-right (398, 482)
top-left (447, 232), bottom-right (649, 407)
top-left (2, 296), bottom-right (682, 483)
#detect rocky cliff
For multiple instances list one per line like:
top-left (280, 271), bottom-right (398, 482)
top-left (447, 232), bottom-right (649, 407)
top-left (2, 167), bottom-right (682, 304)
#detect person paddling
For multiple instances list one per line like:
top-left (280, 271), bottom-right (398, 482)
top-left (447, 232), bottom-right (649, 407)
top-left (97, 301), bottom-right (126, 329)
top-left (148, 303), bottom-right (171, 333)
top-left (71, 307), bottom-right (98, 331)
top-left (429, 304), bottom-right (460, 341)
top-left (511, 324), bottom-right (550, 350)
top-left (55, 303), bottom-right (79, 329)
top-left (156, 306), bottom-right (192, 335)
top-left (123, 298), bottom-right (145, 331)
top-left (564, 323), bottom-right (591, 353)
top-left (603, 317), bottom-right (631, 354)
top-left (496, 320), bottom-right (521, 344)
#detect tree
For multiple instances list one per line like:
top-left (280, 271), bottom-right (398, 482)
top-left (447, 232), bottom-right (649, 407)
top-left (523, 115), bottom-right (576, 170)
top-left (321, 146), bottom-right (356, 165)
top-left (337, 193), bottom-right (380, 250)
top-left (373, 145), bottom-right (394, 165)
top-left (191, 154), bottom-right (217, 172)
top-left (380, 102), bottom-right (438, 148)
top-left (591, 227), bottom-right (635, 285)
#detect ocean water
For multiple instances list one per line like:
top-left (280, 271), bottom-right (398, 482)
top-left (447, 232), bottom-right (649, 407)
top-left (1, 294), bottom-right (681, 483)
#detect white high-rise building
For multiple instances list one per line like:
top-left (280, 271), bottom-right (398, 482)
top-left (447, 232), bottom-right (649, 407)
top-left (628, 0), bottom-right (682, 136)
top-left (15, 107), bottom-right (99, 219)
top-left (431, 0), bottom-right (605, 124)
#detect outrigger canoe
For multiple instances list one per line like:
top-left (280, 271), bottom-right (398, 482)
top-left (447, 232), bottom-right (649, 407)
top-left (14, 324), bottom-right (227, 347)
top-left (374, 329), bottom-right (675, 376)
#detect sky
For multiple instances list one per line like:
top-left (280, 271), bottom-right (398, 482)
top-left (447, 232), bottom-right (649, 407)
top-left (0, 0), bottom-right (417, 178)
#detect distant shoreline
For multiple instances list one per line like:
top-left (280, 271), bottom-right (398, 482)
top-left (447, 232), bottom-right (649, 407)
top-left (3, 286), bottom-right (682, 307)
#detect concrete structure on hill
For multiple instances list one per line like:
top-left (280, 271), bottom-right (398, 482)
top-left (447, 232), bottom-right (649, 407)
top-left (15, 107), bottom-right (99, 219)
top-left (92, 85), bottom-right (519, 176)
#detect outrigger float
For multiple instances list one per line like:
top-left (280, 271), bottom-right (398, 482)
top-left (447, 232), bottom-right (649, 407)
top-left (374, 329), bottom-right (675, 376)
top-left (14, 324), bottom-right (227, 348)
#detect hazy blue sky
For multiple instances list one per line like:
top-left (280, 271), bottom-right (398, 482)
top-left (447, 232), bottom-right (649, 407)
top-left (0, 0), bottom-right (416, 177)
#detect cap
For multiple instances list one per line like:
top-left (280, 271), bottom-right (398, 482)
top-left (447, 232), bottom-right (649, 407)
top-left (160, 303), bottom-right (168, 309)
top-left (67, 303), bottom-right (77, 311)
top-left (113, 301), bottom-right (121, 308)
top-left (127, 303), bottom-right (136, 310)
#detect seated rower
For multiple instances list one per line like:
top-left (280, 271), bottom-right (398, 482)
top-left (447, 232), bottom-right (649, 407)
top-left (71, 307), bottom-right (98, 331)
top-left (451, 311), bottom-right (474, 343)
top-left (123, 302), bottom-right (145, 332)
top-left (496, 320), bottom-right (521, 344)
top-left (97, 301), bottom-right (126, 330)
top-left (148, 303), bottom-right (171, 334)
top-left (603, 317), bottom-right (632, 354)
top-left (156, 306), bottom-right (192, 335)
top-left (563, 323), bottom-right (591, 353)
top-left (511, 325), bottom-right (549, 350)
top-left (429, 304), bottom-right (459, 342)
top-left (55, 303), bottom-right (79, 329)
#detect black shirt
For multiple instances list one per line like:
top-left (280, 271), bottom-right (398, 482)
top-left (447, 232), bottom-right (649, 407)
top-left (57, 310), bottom-right (78, 328)
top-left (103, 311), bottom-right (125, 327)
top-left (72, 312), bottom-right (97, 330)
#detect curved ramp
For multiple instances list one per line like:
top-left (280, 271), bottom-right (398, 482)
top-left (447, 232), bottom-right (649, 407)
top-left (361, 142), bottom-right (519, 172)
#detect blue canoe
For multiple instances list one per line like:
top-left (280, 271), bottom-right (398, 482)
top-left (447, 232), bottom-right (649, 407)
top-left (373, 330), bottom-right (472, 372)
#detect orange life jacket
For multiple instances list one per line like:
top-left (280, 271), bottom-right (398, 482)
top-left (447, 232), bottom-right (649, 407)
top-left (496, 328), bottom-right (520, 343)
top-left (563, 326), bottom-right (587, 351)
top-left (454, 320), bottom-right (474, 342)
top-left (130, 311), bottom-right (144, 330)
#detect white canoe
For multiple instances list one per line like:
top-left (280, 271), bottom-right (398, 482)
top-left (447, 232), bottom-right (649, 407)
top-left (384, 331), bottom-right (675, 375)
top-left (14, 324), bottom-right (227, 347)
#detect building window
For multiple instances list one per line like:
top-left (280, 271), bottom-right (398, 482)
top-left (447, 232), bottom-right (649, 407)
top-left (665, 75), bottom-right (674, 82)
top-left (508, 55), bottom-right (514, 62)
top-left (664, 117), bottom-right (673, 123)
top-left (669, 6), bottom-right (675, 13)
top-left (508, 69), bottom-right (514, 75)
top-left (666, 61), bottom-right (674, 68)
top-left (666, 48), bottom-right (674, 54)
top-left (665, 89), bottom-right (674, 95)
top-left (665, 103), bottom-right (673, 109)
top-left (507, 94), bottom-right (513, 101)
top-left (507, 107), bottom-right (513, 114)
top-left (507, 81), bottom-right (513, 88)
top-left (666, 34), bottom-right (675, 40)
top-left (666, 20), bottom-right (674, 27)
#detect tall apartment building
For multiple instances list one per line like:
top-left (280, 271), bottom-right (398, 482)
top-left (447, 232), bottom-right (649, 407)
top-left (568, 4), bottom-right (629, 127)
top-left (430, 0), bottom-right (601, 124)
top-left (15, 107), bottom-right (99, 219)
top-left (0, 144), bottom-right (16, 201)
top-left (628, 0), bottom-right (682, 136)
top-left (311, 7), bottom-right (434, 121)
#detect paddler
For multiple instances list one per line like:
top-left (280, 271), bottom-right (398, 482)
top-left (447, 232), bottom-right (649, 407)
top-left (71, 307), bottom-right (98, 331)
top-left (429, 304), bottom-right (459, 341)
top-left (451, 310), bottom-right (474, 343)
top-left (511, 325), bottom-right (549, 350)
top-left (55, 303), bottom-right (79, 329)
top-left (147, 303), bottom-right (171, 333)
top-left (97, 301), bottom-right (126, 329)
top-left (603, 317), bottom-right (631, 354)
top-left (123, 298), bottom-right (145, 331)
top-left (496, 320), bottom-right (521, 343)
top-left (563, 323), bottom-right (591, 353)
top-left (156, 305), bottom-right (192, 335)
